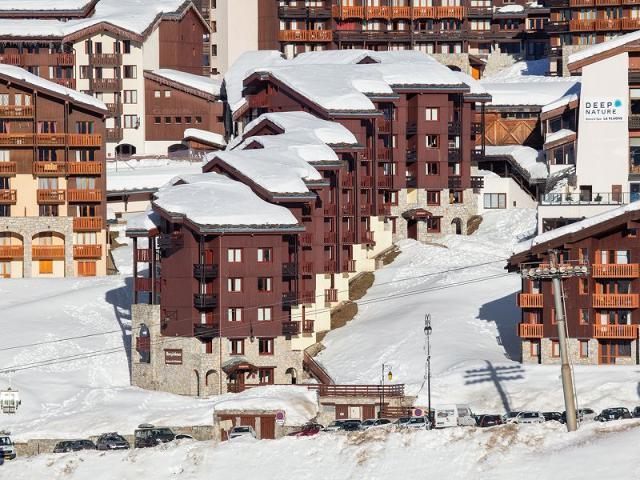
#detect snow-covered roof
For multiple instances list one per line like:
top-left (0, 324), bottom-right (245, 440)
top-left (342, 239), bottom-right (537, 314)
top-left (107, 158), bottom-right (203, 192)
top-left (154, 173), bottom-right (299, 227)
top-left (541, 91), bottom-right (580, 114)
top-left (0, 0), bottom-right (189, 39)
top-left (212, 386), bottom-right (319, 426)
top-left (0, 0), bottom-right (92, 11)
top-left (568, 30), bottom-right (640, 66)
top-left (150, 69), bottom-right (221, 97)
top-left (184, 128), bottom-right (226, 148)
top-left (544, 128), bottom-right (575, 146)
top-left (495, 4), bottom-right (524, 13)
top-left (226, 49), bottom-right (471, 114)
top-left (211, 148), bottom-right (322, 194)
top-left (242, 112), bottom-right (358, 147)
top-left (485, 145), bottom-right (548, 181)
top-left (481, 79), bottom-right (579, 107)
top-left (452, 71), bottom-right (488, 96)
top-left (0, 64), bottom-right (106, 111)
top-left (126, 207), bottom-right (160, 232)
top-left (513, 201), bottom-right (640, 254)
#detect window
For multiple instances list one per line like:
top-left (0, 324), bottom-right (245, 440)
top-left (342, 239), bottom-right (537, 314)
top-left (384, 191), bottom-right (398, 205)
top-left (426, 217), bottom-right (440, 233)
top-left (75, 150), bottom-right (95, 162)
top-left (426, 162), bottom-right (439, 176)
top-left (426, 190), bottom-right (440, 206)
top-left (154, 116), bottom-right (161, 124)
top-left (579, 248), bottom-right (589, 264)
top-left (258, 338), bottom-right (274, 355)
top-left (227, 248), bottom-right (242, 262)
top-left (580, 309), bottom-right (590, 325)
top-left (551, 308), bottom-right (557, 325)
top-left (123, 40), bottom-right (131, 54)
top-left (76, 177), bottom-right (96, 190)
top-left (530, 340), bottom-right (540, 357)
top-left (164, 117), bottom-right (172, 124)
top-left (551, 340), bottom-right (560, 358)
top-left (39, 205), bottom-right (59, 217)
top-left (425, 108), bottom-right (438, 121)
top-left (579, 278), bottom-right (588, 295)
top-left (228, 338), bottom-right (244, 355)
top-left (38, 149), bottom-right (57, 162)
top-left (227, 307), bottom-right (242, 322)
top-left (164, 90), bottom-right (171, 98)
top-left (39, 259), bottom-right (53, 274)
top-left (80, 66), bottom-right (91, 79)
top-left (579, 340), bottom-right (589, 358)
top-left (185, 116), bottom-right (192, 123)
top-left (154, 90), bottom-right (161, 98)
top-left (258, 368), bottom-right (273, 384)
top-left (426, 135), bottom-right (439, 148)
top-left (123, 90), bottom-right (137, 104)
top-left (195, 116), bottom-right (202, 124)
top-left (449, 190), bottom-right (463, 204)
top-left (257, 277), bottom-right (272, 292)
top-left (175, 116), bottom-right (182, 124)
top-left (123, 65), bottom-right (137, 78)
top-left (258, 307), bottom-right (272, 321)
top-left (123, 115), bottom-right (138, 129)
top-left (258, 248), bottom-right (272, 262)
top-left (227, 278), bottom-right (242, 292)
top-left (483, 193), bottom-right (506, 209)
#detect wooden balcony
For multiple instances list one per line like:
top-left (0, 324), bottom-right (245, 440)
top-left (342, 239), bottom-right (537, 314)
top-left (0, 189), bottom-right (16, 204)
top-left (0, 162), bottom-right (16, 175)
top-left (90, 78), bottom-right (122, 92)
top-left (0, 133), bottom-right (35, 146)
top-left (518, 323), bottom-right (544, 338)
top-left (37, 133), bottom-right (67, 146)
top-left (569, 19), bottom-right (596, 31)
top-left (194, 293), bottom-right (218, 309)
top-left (32, 245), bottom-right (65, 259)
top-left (342, 204), bottom-right (355, 216)
top-left (325, 288), bottom-right (338, 303)
top-left (299, 232), bottom-right (313, 247)
top-left (569, 0), bottom-right (594, 5)
top-left (33, 162), bottom-right (66, 176)
top-left (302, 319), bottom-right (315, 334)
top-left (391, 6), bottom-right (412, 18)
top-left (595, 0), bottom-right (620, 4)
top-left (413, 6), bottom-right (437, 18)
top-left (37, 189), bottom-right (65, 204)
top-left (106, 102), bottom-right (122, 115)
top-left (592, 324), bottom-right (638, 339)
top-left (621, 18), bottom-right (640, 30)
top-left (595, 18), bottom-right (621, 30)
top-left (332, 5), bottom-right (364, 18)
top-left (436, 6), bottom-right (466, 19)
top-left (592, 264), bottom-right (640, 278)
top-left (67, 189), bottom-right (102, 203)
top-left (342, 231), bottom-right (356, 244)
top-left (52, 78), bottom-right (76, 89)
top-left (323, 259), bottom-right (337, 273)
top-left (73, 217), bottom-right (103, 231)
top-left (300, 261), bottom-right (314, 274)
top-left (67, 162), bottom-right (103, 175)
top-left (518, 293), bottom-right (544, 308)
top-left (278, 29), bottom-right (333, 42)
top-left (0, 245), bottom-right (23, 259)
top-left (89, 53), bottom-right (122, 66)
top-left (342, 259), bottom-right (356, 273)
top-left (323, 231), bottom-right (336, 244)
top-left (323, 204), bottom-right (337, 216)
top-left (360, 231), bottom-right (375, 245)
top-left (73, 244), bottom-right (102, 258)
top-left (361, 175), bottom-right (374, 188)
top-left (56, 53), bottom-right (74, 66)
top-left (593, 294), bottom-right (639, 308)
top-left (366, 6), bottom-right (390, 19)
top-left (378, 176), bottom-right (394, 189)
top-left (0, 105), bottom-right (33, 118)
top-left (67, 134), bottom-right (101, 147)
top-left (341, 174), bottom-right (354, 188)
top-left (0, 53), bottom-right (22, 65)
top-left (378, 118), bottom-right (392, 133)
top-left (106, 128), bottom-right (123, 142)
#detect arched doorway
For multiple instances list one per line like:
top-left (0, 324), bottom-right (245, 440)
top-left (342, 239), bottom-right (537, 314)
top-left (115, 143), bottom-right (136, 156)
top-left (168, 143), bottom-right (188, 154)
top-left (204, 369), bottom-right (218, 395)
top-left (451, 218), bottom-right (462, 235)
top-left (193, 370), bottom-right (200, 397)
top-left (285, 367), bottom-right (298, 385)
top-left (0, 232), bottom-right (24, 278)
top-left (32, 231), bottom-right (65, 277)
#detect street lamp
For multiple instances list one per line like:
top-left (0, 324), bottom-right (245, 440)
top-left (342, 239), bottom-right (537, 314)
top-left (380, 363), bottom-right (392, 418)
top-left (424, 314), bottom-right (432, 428)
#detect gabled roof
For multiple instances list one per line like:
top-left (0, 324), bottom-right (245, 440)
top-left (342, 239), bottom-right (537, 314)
top-left (145, 69), bottom-right (221, 99)
top-left (568, 30), bottom-right (640, 72)
top-left (183, 128), bottom-right (226, 148)
top-left (0, 0), bottom-right (97, 17)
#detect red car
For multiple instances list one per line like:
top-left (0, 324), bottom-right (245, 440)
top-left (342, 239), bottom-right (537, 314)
top-left (287, 423), bottom-right (324, 437)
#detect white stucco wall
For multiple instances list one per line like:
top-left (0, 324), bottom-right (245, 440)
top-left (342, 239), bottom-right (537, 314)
top-left (215, 0), bottom-right (259, 75)
top-left (477, 175), bottom-right (537, 214)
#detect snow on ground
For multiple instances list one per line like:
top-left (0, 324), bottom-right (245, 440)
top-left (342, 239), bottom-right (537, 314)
top-left (106, 158), bottom-right (203, 192)
top-left (0, 224), bottom-right (215, 441)
top-left (5, 420), bottom-right (640, 480)
top-left (482, 59), bottom-right (552, 81)
top-left (317, 209), bottom-right (640, 414)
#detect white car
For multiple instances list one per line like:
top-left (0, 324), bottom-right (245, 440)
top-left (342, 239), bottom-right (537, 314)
top-left (404, 416), bottom-right (430, 430)
top-left (0, 434), bottom-right (16, 460)
top-left (510, 411), bottom-right (544, 424)
top-left (228, 426), bottom-right (257, 440)
top-left (359, 419), bottom-right (391, 430)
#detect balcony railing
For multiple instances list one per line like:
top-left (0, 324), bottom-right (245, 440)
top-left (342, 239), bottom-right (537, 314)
top-left (377, 176), bottom-right (394, 189)
top-left (282, 320), bottom-right (301, 336)
top-left (592, 264), bottom-right (640, 278)
top-left (540, 192), bottom-right (629, 206)
top-left (73, 217), bottom-right (103, 231)
top-left (342, 204), bottom-right (355, 216)
top-left (56, 53), bottom-right (74, 66)
top-left (300, 261), bottom-right (314, 274)
top-left (282, 291), bottom-right (298, 307)
top-left (67, 162), bottom-right (103, 175)
top-left (52, 78), bottom-right (76, 89)
top-left (360, 231), bottom-right (375, 245)
top-left (391, 6), bottom-right (412, 18)
top-left (193, 263), bottom-right (218, 279)
top-left (0, 189), bottom-right (16, 204)
top-left (518, 293), bottom-right (544, 308)
top-left (193, 322), bottom-right (220, 339)
top-left (0, 245), bottom-right (23, 259)
top-left (325, 288), bottom-right (338, 303)
top-left (518, 323), bottom-right (544, 338)
top-left (32, 245), bottom-right (65, 259)
top-left (378, 118), bottom-right (392, 133)
top-left (37, 189), bottom-right (65, 204)
top-left (302, 319), bottom-right (315, 333)
top-left (323, 232), bottom-right (336, 244)
top-left (0, 105), bottom-right (33, 117)
top-left (67, 189), bottom-right (102, 202)
top-left (324, 259), bottom-right (337, 273)
top-left (332, 5), bottom-right (365, 18)
top-left (595, 18), bottom-right (621, 30)
top-left (0, 161), bottom-right (16, 175)
top-left (342, 231), bottom-right (356, 244)
top-left (622, 18), bottom-right (640, 30)
top-left (106, 128), bottom-right (123, 142)
top-left (194, 293), bottom-right (217, 309)
top-left (0, 53), bottom-right (22, 65)
top-left (593, 294), bottom-right (639, 308)
top-left (366, 6), bottom-right (390, 18)
top-left (282, 262), bottom-right (297, 277)
top-left (278, 29), bottom-right (332, 42)
top-left (413, 6), bottom-right (437, 18)
top-left (90, 78), bottom-right (122, 91)
top-left (436, 6), bottom-right (466, 19)
top-left (89, 53), bottom-right (122, 66)
top-left (569, 19), bottom-right (596, 31)
top-left (0, 133), bottom-right (100, 147)
top-left (378, 204), bottom-right (392, 216)
top-left (323, 204), bottom-right (337, 216)
top-left (67, 134), bottom-right (101, 147)
top-left (73, 244), bottom-right (102, 258)
top-left (342, 259), bottom-right (356, 273)
top-left (33, 161), bottom-right (65, 176)
top-left (299, 232), bottom-right (313, 247)
top-left (592, 324), bottom-right (638, 339)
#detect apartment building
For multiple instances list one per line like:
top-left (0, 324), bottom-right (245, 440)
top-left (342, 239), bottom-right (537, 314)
top-left (0, 0), bottom-right (210, 157)
top-left (509, 203), bottom-right (640, 365)
top-left (0, 65), bottom-right (108, 278)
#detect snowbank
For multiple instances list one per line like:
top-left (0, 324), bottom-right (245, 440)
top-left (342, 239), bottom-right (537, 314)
top-left (151, 69), bottom-right (222, 97)
top-left (484, 145), bottom-right (548, 181)
top-left (212, 386), bottom-right (319, 426)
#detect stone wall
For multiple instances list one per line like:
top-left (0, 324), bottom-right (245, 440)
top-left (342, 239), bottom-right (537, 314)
top-left (522, 338), bottom-right (638, 366)
top-left (562, 45), bottom-right (590, 77)
top-left (482, 52), bottom-right (519, 78)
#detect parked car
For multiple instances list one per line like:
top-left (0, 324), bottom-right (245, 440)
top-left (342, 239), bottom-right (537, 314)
top-left (340, 420), bottom-right (362, 432)
top-left (288, 423), bottom-right (324, 437)
top-left (228, 426), bottom-right (257, 440)
top-left (507, 411), bottom-right (544, 424)
top-left (561, 408), bottom-right (597, 424)
top-left (595, 407), bottom-right (632, 422)
top-left (96, 433), bottom-right (130, 451)
top-left (502, 411), bottom-right (521, 423)
top-left (476, 415), bottom-right (503, 428)
top-left (359, 419), bottom-right (391, 430)
top-left (174, 434), bottom-right (194, 440)
top-left (433, 404), bottom-right (476, 428)
top-left (393, 417), bottom-right (412, 427)
top-left (134, 424), bottom-right (176, 448)
top-left (323, 420), bottom-right (345, 432)
top-left (633, 406), bottom-right (640, 418)
top-left (53, 440), bottom-right (97, 453)
top-left (542, 412), bottom-right (563, 423)
top-left (0, 434), bottom-right (16, 460)
top-left (405, 416), bottom-right (430, 430)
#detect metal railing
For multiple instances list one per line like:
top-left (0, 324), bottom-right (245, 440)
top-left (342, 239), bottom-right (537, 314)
top-left (540, 192), bottom-right (630, 206)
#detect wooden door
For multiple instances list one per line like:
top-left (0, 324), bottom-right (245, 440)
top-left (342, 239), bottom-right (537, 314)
top-left (407, 219), bottom-right (418, 240)
top-left (335, 404), bottom-right (348, 419)
top-left (599, 341), bottom-right (614, 365)
top-left (259, 416), bottom-right (275, 440)
top-left (363, 404), bottom-right (375, 420)
top-left (240, 415), bottom-right (256, 428)
top-left (612, 184), bottom-right (622, 203)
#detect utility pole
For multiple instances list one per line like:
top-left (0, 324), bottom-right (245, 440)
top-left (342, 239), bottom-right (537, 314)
top-left (379, 363), bottom-right (392, 418)
top-left (424, 314), bottom-right (432, 428)
top-left (521, 250), bottom-right (588, 432)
